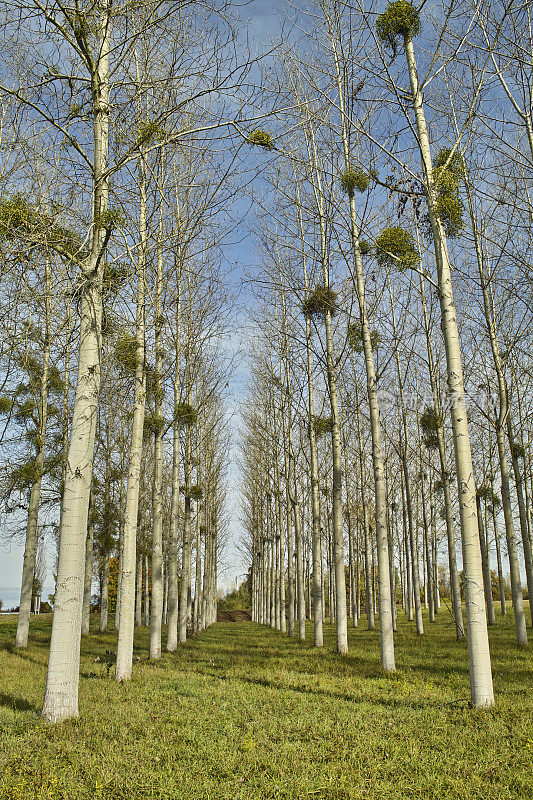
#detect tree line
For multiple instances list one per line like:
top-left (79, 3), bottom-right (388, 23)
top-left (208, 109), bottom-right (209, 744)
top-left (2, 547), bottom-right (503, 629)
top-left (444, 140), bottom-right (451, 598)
top-left (240, 0), bottom-right (532, 710)
top-left (0, 0), bottom-right (530, 722)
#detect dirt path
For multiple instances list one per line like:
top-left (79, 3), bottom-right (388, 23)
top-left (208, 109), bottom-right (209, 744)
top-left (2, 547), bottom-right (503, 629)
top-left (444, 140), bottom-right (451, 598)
top-left (216, 609), bottom-right (252, 622)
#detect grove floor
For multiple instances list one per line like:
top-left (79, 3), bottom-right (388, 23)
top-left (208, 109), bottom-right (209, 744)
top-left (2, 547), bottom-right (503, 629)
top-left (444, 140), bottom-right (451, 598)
top-left (0, 608), bottom-right (531, 799)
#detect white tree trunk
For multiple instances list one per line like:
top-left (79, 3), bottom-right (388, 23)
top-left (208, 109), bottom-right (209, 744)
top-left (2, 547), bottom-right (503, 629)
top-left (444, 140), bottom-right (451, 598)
top-left (306, 300), bottom-right (324, 646)
top-left (390, 295), bottom-right (423, 636)
top-left (149, 224), bottom-right (164, 660)
top-left (42, 277), bottom-right (104, 721)
top-left (81, 499), bottom-right (94, 635)
top-left (143, 555), bottom-right (150, 626)
top-left (418, 273), bottom-right (464, 638)
top-left (115, 152), bottom-right (148, 681)
top-left (507, 419), bottom-right (533, 626)
top-left (99, 557), bottom-right (109, 633)
top-left (167, 276), bottom-right (182, 649)
top-left (179, 425), bottom-right (192, 643)
top-left (307, 123), bottom-right (348, 654)
top-left (404, 34), bottom-right (493, 705)
top-left (135, 556), bottom-right (142, 627)
top-left (476, 494), bottom-right (496, 625)
top-left (464, 174), bottom-right (527, 642)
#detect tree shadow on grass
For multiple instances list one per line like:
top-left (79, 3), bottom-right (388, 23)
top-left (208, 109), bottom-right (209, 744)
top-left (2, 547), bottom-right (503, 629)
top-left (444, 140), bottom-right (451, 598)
top-left (0, 692), bottom-right (38, 713)
top-left (190, 668), bottom-right (467, 710)
top-left (0, 643), bottom-right (46, 668)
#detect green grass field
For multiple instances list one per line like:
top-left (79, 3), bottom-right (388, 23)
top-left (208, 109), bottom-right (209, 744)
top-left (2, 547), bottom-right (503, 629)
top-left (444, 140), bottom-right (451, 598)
top-left (0, 608), bottom-right (531, 800)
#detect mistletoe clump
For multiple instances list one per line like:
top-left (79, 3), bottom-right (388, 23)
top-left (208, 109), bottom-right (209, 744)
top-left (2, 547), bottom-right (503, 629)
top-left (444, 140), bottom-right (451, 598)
top-left (0, 396), bottom-right (12, 415)
top-left (302, 284), bottom-right (338, 318)
top-left (477, 484), bottom-right (501, 514)
top-left (375, 226), bottom-right (420, 270)
top-left (136, 120), bottom-right (165, 147)
top-left (511, 442), bottom-right (525, 460)
top-left (14, 398), bottom-right (37, 424)
top-left (434, 474), bottom-right (455, 494)
top-left (68, 102), bottom-right (86, 119)
top-left (48, 365), bottom-right (64, 394)
top-left (0, 196), bottom-right (81, 258)
top-left (180, 484), bottom-right (203, 501)
top-left (432, 193), bottom-right (464, 238)
top-left (347, 321), bottom-right (380, 353)
top-left (434, 148), bottom-right (464, 181)
top-left (477, 484), bottom-right (498, 505)
top-left (420, 405), bottom-right (443, 450)
top-left (376, 1), bottom-right (421, 49)
top-left (247, 129), bottom-right (274, 151)
top-left (143, 413), bottom-right (166, 439)
top-left (95, 208), bottom-right (125, 231)
top-left (312, 415), bottom-right (334, 438)
top-left (103, 262), bottom-right (129, 295)
top-left (0, 196), bottom-right (36, 234)
top-left (114, 334), bottom-right (138, 373)
top-left (8, 461), bottom-right (42, 491)
top-left (340, 169), bottom-right (369, 196)
top-left (175, 402), bottom-right (197, 427)
top-left (425, 148), bottom-right (465, 238)
top-left (359, 239), bottom-right (372, 255)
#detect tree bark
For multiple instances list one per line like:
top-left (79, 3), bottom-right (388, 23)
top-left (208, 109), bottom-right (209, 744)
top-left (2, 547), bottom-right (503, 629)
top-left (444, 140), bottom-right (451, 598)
top-left (476, 494), bottom-right (496, 625)
top-left (99, 557), bottom-right (109, 633)
top-left (115, 151), bottom-right (148, 681)
top-left (464, 169), bottom-right (527, 644)
top-left (403, 32), bottom-right (493, 705)
top-left (81, 494), bottom-right (95, 635)
top-left (418, 273), bottom-right (464, 638)
top-left (149, 218), bottom-right (165, 660)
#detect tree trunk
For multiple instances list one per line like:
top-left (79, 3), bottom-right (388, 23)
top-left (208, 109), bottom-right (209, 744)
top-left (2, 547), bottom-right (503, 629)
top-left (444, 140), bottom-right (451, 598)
top-left (16, 473), bottom-right (45, 648)
top-left (403, 33), bottom-right (493, 705)
top-left (325, 17), bottom-right (394, 669)
top-left (99, 557), bottom-right (109, 633)
top-left (401, 470), bottom-right (413, 621)
top-left (193, 503), bottom-right (202, 633)
top-left (306, 314), bottom-right (324, 647)
top-left (293, 498), bottom-right (306, 640)
top-left (115, 151), bottom-right (148, 681)
top-left (166, 274), bottom-right (182, 650)
top-left (476, 494), bottom-right (496, 625)
top-left (149, 222), bottom-right (164, 660)
top-left (492, 502), bottom-right (506, 615)
top-left (81, 495), bottom-right (94, 635)
top-left (464, 169), bottom-right (527, 644)
top-left (507, 418), bottom-right (533, 626)
top-left (421, 471), bottom-right (434, 623)
top-left (496, 425), bottom-right (527, 645)
top-left (135, 556), bottom-right (142, 627)
top-left (42, 276), bottom-right (104, 718)
top-left (390, 293), bottom-right (423, 636)
top-left (179, 414), bottom-right (193, 643)
top-left (305, 122), bottom-right (347, 654)
top-left (143, 555), bottom-right (150, 626)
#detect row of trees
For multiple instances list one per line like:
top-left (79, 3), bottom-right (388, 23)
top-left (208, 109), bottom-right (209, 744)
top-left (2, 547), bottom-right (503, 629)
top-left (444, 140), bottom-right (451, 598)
top-left (0, 0), bottom-right (531, 722)
top-left (240, 0), bottom-right (532, 709)
top-left (0, 0), bottom-right (248, 722)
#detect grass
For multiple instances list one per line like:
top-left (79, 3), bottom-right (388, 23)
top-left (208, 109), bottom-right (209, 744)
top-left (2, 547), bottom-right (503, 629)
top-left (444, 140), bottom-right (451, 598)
top-left (0, 607), bottom-right (531, 800)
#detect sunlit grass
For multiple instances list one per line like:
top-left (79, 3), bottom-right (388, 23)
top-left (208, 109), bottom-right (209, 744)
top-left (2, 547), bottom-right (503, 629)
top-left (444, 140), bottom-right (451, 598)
top-left (0, 606), bottom-right (531, 799)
